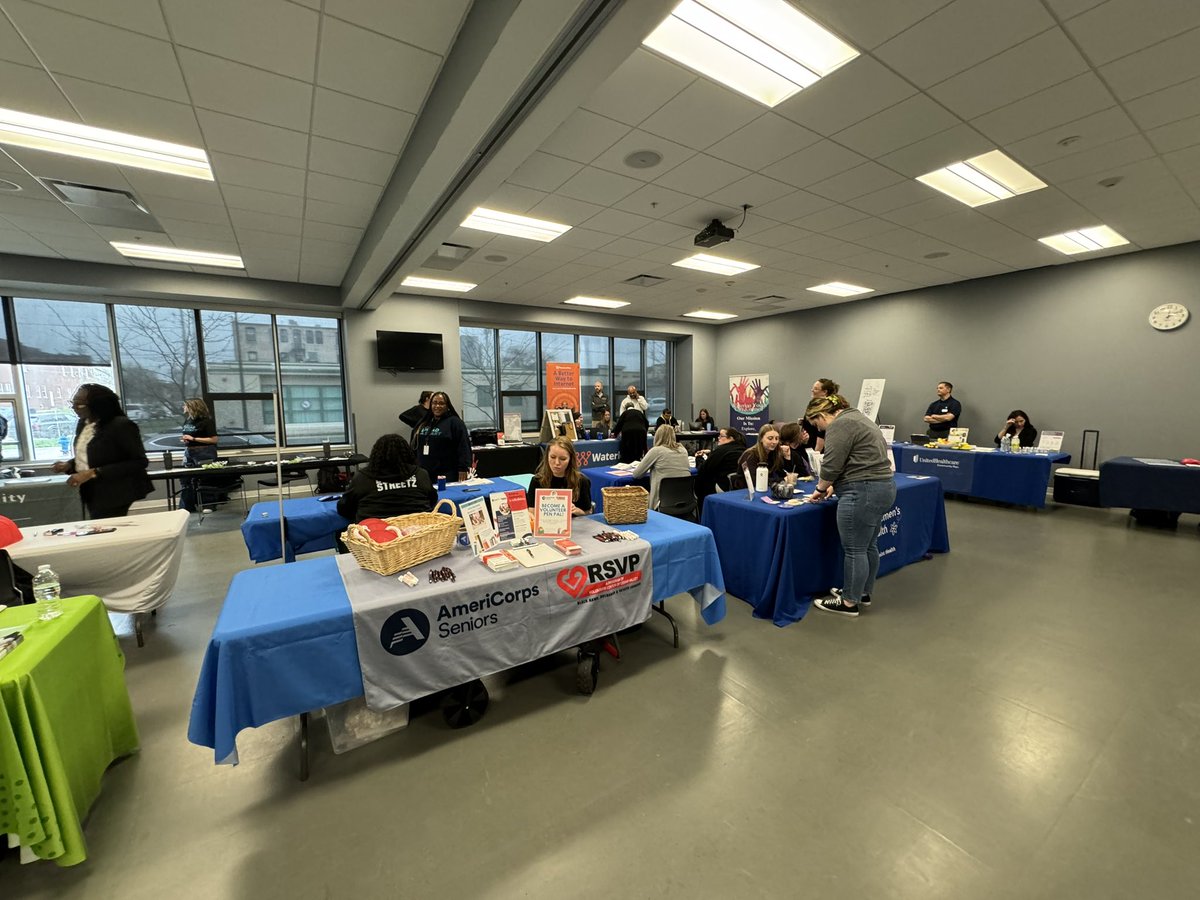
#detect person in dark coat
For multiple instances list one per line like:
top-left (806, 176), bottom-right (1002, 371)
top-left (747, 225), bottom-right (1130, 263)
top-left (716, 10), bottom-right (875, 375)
top-left (398, 390), bottom-right (432, 443)
top-left (413, 392), bottom-right (472, 481)
top-left (52, 383), bottom-right (152, 519)
top-left (337, 434), bottom-right (436, 522)
top-left (612, 406), bottom-right (649, 464)
top-left (694, 427), bottom-right (746, 510)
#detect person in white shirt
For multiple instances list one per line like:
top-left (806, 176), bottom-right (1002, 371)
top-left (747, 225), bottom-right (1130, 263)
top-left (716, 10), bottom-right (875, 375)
top-left (619, 384), bottom-right (649, 415)
top-left (631, 425), bottom-right (691, 509)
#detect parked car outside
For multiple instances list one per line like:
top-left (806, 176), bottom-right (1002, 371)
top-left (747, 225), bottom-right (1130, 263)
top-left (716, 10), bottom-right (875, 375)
top-left (142, 429), bottom-right (277, 453)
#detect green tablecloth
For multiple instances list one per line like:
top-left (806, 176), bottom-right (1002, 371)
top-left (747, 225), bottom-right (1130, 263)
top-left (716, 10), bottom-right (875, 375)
top-left (0, 596), bottom-right (139, 866)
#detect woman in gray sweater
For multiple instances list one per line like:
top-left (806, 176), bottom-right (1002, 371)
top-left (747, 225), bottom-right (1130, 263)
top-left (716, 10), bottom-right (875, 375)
top-left (804, 394), bottom-right (896, 618)
top-left (631, 425), bottom-right (691, 509)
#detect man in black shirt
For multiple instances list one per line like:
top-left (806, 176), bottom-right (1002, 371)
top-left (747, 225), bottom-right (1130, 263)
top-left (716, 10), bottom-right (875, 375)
top-left (923, 381), bottom-right (962, 438)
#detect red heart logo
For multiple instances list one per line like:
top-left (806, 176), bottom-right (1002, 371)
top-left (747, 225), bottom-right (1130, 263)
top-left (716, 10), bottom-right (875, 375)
top-left (556, 566), bottom-right (588, 598)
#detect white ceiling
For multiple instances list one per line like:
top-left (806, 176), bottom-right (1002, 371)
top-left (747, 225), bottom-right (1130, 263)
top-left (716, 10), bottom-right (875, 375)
top-left (2, 0), bottom-right (1200, 322)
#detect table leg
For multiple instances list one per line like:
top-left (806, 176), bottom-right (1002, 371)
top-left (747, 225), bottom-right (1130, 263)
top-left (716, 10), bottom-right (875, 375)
top-left (135, 614), bottom-right (144, 648)
top-left (652, 601), bottom-right (679, 648)
top-left (298, 712), bottom-right (310, 782)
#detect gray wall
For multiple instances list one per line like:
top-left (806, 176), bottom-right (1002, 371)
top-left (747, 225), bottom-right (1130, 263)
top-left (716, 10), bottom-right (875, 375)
top-left (343, 294), bottom-right (718, 450)
top-left (714, 242), bottom-right (1200, 462)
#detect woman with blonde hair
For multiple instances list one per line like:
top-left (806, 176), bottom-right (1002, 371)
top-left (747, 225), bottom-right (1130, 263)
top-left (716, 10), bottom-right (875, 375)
top-left (526, 437), bottom-right (593, 516)
top-left (180, 397), bottom-right (219, 512)
top-left (737, 422), bottom-right (783, 485)
top-left (631, 423), bottom-right (691, 509)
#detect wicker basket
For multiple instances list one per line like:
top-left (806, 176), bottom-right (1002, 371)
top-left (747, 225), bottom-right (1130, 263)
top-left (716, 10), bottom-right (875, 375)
top-left (602, 485), bottom-right (650, 525)
top-left (342, 499), bottom-right (459, 575)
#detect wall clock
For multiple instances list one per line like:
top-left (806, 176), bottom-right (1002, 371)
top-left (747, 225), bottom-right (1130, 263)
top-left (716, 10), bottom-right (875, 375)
top-left (1149, 303), bottom-right (1189, 331)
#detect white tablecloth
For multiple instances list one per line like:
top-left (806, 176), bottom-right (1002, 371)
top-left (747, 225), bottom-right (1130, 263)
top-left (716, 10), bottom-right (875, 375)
top-left (9, 510), bottom-right (190, 613)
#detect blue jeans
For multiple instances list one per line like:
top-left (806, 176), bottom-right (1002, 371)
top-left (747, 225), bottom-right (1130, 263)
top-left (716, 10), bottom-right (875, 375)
top-left (836, 479), bottom-right (897, 603)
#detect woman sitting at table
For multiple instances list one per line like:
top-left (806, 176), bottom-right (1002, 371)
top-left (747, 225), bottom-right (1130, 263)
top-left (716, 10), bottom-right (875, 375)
top-left (613, 406), bottom-right (649, 464)
top-left (694, 427), bottom-right (745, 507)
top-left (526, 437), bottom-right (593, 516)
top-left (805, 394), bottom-right (896, 618)
top-left (778, 422), bottom-right (813, 479)
top-left (993, 410), bottom-right (1037, 449)
top-left (737, 422), bottom-right (784, 486)
top-left (694, 408), bottom-right (716, 431)
top-left (631, 425), bottom-right (691, 510)
top-left (338, 434), bottom-right (436, 523)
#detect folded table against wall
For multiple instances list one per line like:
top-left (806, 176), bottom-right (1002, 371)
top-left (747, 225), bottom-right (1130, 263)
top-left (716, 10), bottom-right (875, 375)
top-left (0, 596), bottom-right (139, 866)
top-left (891, 444), bottom-right (1070, 508)
top-left (701, 474), bottom-right (949, 627)
top-left (1098, 456), bottom-right (1200, 513)
top-left (190, 511), bottom-right (726, 765)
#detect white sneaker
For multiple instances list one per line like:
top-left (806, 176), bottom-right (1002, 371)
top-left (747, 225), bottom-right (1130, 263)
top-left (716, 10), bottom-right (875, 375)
top-left (831, 587), bottom-right (871, 608)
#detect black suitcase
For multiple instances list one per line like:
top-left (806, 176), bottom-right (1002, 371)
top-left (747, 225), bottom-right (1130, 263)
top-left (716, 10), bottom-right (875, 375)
top-left (1053, 429), bottom-right (1101, 507)
top-left (1129, 508), bottom-right (1181, 529)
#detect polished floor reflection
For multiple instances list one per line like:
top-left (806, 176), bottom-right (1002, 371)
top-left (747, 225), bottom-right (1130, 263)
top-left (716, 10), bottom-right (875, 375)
top-left (4, 500), bottom-right (1199, 899)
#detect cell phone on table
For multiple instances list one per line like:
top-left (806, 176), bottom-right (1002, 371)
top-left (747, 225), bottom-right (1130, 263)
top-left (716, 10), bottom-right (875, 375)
top-left (462, 487), bottom-right (481, 493)
top-left (317, 494), bottom-right (342, 502)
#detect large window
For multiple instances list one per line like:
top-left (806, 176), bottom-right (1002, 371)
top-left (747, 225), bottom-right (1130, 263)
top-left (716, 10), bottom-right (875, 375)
top-left (114, 304), bottom-right (201, 442)
top-left (460, 327), bottom-right (497, 426)
top-left (277, 315), bottom-right (346, 445)
top-left (644, 340), bottom-right (670, 420)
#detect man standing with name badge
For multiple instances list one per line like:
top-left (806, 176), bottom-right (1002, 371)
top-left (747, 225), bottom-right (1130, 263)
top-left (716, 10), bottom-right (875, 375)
top-left (923, 381), bottom-right (961, 439)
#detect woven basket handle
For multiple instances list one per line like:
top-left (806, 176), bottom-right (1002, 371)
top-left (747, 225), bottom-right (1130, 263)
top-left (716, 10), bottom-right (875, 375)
top-left (434, 497), bottom-right (458, 517)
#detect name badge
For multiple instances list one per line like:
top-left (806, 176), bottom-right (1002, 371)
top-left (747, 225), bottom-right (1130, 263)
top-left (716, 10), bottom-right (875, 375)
top-left (423, 444), bottom-right (430, 455)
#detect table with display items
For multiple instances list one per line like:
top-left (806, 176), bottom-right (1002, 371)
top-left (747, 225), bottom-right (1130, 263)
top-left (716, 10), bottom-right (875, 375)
top-left (1098, 456), bottom-right (1200, 513)
top-left (469, 443), bottom-right (543, 478)
top-left (147, 455), bottom-right (366, 511)
top-left (700, 474), bottom-right (950, 626)
top-left (585, 464), bottom-right (698, 514)
top-left (189, 512), bottom-right (726, 772)
top-left (0, 475), bottom-right (82, 527)
top-left (890, 444), bottom-right (1070, 508)
top-left (240, 478), bottom-right (528, 563)
top-left (0, 596), bottom-right (139, 866)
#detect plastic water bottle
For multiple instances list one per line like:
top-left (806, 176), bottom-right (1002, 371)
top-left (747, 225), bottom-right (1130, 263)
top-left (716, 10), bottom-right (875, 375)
top-left (1000, 434), bottom-right (1011, 453)
top-left (1011, 433), bottom-right (1020, 453)
top-left (33, 564), bottom-right (63, 621)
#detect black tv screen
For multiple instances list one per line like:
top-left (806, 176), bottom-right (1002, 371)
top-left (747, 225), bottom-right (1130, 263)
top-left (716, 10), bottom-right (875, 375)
top-left (376, 330), bottom-right (444, 371)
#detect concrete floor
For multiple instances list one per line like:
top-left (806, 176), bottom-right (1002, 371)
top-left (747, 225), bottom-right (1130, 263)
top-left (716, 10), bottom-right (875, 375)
top-left (4, 498), bottom-right (1199, 899)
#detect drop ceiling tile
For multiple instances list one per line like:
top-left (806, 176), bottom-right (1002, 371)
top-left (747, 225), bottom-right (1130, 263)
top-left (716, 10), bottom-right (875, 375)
top-left (762, 140), bottom-right (867, 188)
top-left (526, 194), bottom-right (605, 225)
top-left (211, 153), bottom-right (307, 196)
top-left (880, 195), bottom-right (965, 225)
top-left (580, 208), bottom-right (655, 236)
top-left (743, 222), bottom-right (813, 248)
top-left (3, 0), bottom-right (188, 101)
top-left (808, 162), bottom-right (905, 203)
top-left (556, 166), bottom-right (642, 205)
top-left (929, 28), bottom-right (1089, 119)
top-left (481, 182), bottom-right (549, 214)
top-left (311, 88), bottom-right (416, 154)
top-left (162, 0), bottom-right (318, 81)
top-left (1054, 157), bottom-right (1177, 205)
top-left (318, 16), bottom-right (441, 113)
top-left (0, 60), bottom-right (75, 120)
top-left (611, 183), bottom-right (696, 219)
top-left (639, 79), bottom-right (763, 150)
top-left (590, 130), bottom-right (696, 183)
top-left (139, 194), bottom-right (231, 225)
top-left (1146, 114), bottom-right (1200, 154)
top-left (159, 218), bottom-right (236, 243)
top-left (507, 152), bottom-right (585, 193)
top-left (600, 237), bottom-right (660, 259)
top-left (833, 95), bottom-right (961, 159)
top-left (547, 227), bottom-right (614, 250)
top-left (301, 236), bottom-right (356, 263)
top-left (847, 180), bottom-right (937, 215)
top-left (304, 197), bottom-right (371, 227)
top-left (323, 0), bottom-right (470, 51)
top-left (302, 220), bottom-right (364, 245)
top-left (223, 184), bottom-right (305, 217)
top-left (0, 232), bottom-right (58, 256)
top-left (665, 198), bottom-right (744, 231)
top-left (582, 48), bottom-right (695, 126)
top-left (781, 233), bottom-right (862, 261)
top-left (1044, 0), bottom-right (1106, 16)
top-left (7, 148), bottom-right (130, 188)
top-left (539, 109), bottom-right (630, 165)
top-left (193, 109), bottom-right (308, 168)
top-left (54, 76), bottom-right (203, 149)
top-left (798, 0), bottom-right (952, 49)
top-left (627, 221), bottom-right (694, 245)
top-left (704, 114), bottom-right (821, 172)
top-left (245, 259), bottom-right (301, 281)
top-left (707, 173), bottom-right (795, 209)
top-left (526, 242), bottom-right (589, 264)
top-left (1099, 26), bottom-right (1200, 101)
top-left (0, 11), bottom-right (39, 66)
top-left (306, 172), bottom-right (382, 208)
top-left (875, 0), bottom-right (1054, 88)
top-left (877, 123), bottom-right (994, 177)
top-left (1007, 107), bottom-right (1138, 167)
top-left (969, 73), bottom-right (1116, 145)
top-left (975, 188), bottom-right (1093, 236)
top-left (14, 216), bottom-right (96, 238)
top-left (179, 48), bottom-right (312, 131)
top-left (654, 154), bottom-right (750, 195)
top-left (750, 190), bottom-right (834, 224)
top-left (1065, 0), bottom-right (1200, 67)
top-left (118, 170), bottom-right (218, 206)
top-left (27, 0), bottom-right (170, 39)
top-left (1033, 134), bottom-right (1156, 183)
top-left (227, 208), bottom-right (302, 235)
top-left (307, 137), bottom-right (396, 186)
top-left (796, 205), bottom-right (872, 233)
top-left (776, 57), bottom-right (917, 136)
top-left (1124, 76), bottom-right (1200, 130)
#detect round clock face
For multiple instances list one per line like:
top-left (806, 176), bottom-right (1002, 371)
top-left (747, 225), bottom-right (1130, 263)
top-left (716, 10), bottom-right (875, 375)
top-left (1149, 303), bottom-right (1189, 331)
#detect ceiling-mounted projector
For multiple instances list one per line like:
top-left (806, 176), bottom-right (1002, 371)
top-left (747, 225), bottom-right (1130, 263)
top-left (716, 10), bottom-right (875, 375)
top-left (694, 218), bottom-right (735, 248)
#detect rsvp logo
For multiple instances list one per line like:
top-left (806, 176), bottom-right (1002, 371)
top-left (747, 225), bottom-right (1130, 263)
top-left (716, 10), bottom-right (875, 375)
top-left (556, 566), bottom-right (588, 598)
top-left (379, 608), bottom-right (430, 656)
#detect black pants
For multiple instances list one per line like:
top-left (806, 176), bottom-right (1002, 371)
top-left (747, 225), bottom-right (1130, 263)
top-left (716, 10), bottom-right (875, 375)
top-left (86, 498), bottom-right (134, 519)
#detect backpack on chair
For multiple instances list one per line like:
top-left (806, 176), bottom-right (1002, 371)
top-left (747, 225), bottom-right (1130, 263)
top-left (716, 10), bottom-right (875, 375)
top-left (317, 467), bottom-right (349, 494)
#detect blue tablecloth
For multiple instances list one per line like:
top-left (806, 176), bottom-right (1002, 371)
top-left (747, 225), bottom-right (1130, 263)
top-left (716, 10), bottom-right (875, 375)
top-left (241, 478), bottom-right (526, 562)
top-left (190, 511), bottom-right (726, 763)
top-left (701, 474), bottom-right (950, 627)
top-left (587, 466), bottom-right (697, 513)
top-left (892, 444), bottom-right (1070, 507)
top-left (1098, 457), bottom-right (1200, 513)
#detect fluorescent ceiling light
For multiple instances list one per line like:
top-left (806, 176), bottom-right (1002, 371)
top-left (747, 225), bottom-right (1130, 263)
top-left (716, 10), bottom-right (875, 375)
top-left (643, 0), bottom-right (858, 107)
top-left (807, 281), bottom-right (872, 297)
top-left (0, 107), bottom-right (213, 180)
top-left (672, 253), bottom-right (759, 276)
top-left (461, 207), bottom-right (570, 242)
top-left (683, 310), bottom-right (738, 320)
top-left (110, 242), bottom-right (242, 268)
top-left (916, 150), bottom-right (1045, 207)
top-left (400, 275), bottom-right (476, 292)
top-left (1038, 225), bottom-right (1129, 255)
top-left (563, 296), bottom-right (630, 309)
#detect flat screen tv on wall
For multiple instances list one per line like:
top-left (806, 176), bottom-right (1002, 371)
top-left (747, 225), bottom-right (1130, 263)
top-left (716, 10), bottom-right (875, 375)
top-left (376, 330), bottom-right (444, 371)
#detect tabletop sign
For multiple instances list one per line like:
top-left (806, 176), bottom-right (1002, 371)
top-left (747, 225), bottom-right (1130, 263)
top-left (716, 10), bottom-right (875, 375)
top-left (533, 489), bottom-right (572, 538)
top-left (503, 413), bottom-right (523, 443)
top-left (878, 424), bottom-right (896, 444)
top-left (857, 378), bottom-right (886, 422)
top-left (539, 408), bottom-right (577, 442)
top-left (948, 427), bottom-right (969, 444)
top-left (459, 496), bottom-right (499, 556)
top-left (1036, 430), bottom-right (1064, 452)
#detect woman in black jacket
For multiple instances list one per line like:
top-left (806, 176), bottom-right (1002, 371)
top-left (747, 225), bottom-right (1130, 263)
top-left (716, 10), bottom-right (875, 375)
top-left (612, 406), bottom-right (649, 464)
top-left (52, 384), bottom-right (153, 519)
top-left (337, 434), bottom-right (437, 522)
top-left (413, 392), bottom-right (472, 482)
top-left (694, 427), bottom-right (746, 508)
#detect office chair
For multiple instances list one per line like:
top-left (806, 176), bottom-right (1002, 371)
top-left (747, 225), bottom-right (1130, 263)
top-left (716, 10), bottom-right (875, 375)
top-left (656, 475), bottom-right (698, 522)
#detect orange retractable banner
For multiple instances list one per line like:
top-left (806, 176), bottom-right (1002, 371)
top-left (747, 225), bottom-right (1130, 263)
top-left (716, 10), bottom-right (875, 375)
top-left (545, 363), bottom-right (581, 412)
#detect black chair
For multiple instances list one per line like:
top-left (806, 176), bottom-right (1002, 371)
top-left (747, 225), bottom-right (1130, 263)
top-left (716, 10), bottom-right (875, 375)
top-left (656, 475), bottom-right (698, 522)
top-left (726, 471), bottom-right (746, 492)
top-left (0, 549), bottom-right (27, 606)
top-left (196, 471), bottom-right (246, 519)
top-left (256, 467), bottom-right (312, 502)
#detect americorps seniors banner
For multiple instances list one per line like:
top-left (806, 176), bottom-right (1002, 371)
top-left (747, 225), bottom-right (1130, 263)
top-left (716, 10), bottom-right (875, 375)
top-left (342, 518), bottom-right (653, 711)
top-left (729, 373), bottom-right (770, 434)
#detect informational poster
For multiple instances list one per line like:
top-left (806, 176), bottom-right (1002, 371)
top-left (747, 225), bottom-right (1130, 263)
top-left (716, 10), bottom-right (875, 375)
top-left (1036, 430), bottom-right (1064, 452)
top-left (539, 408), bottom-right (578, 442)
top-left (503, 413), bottom-right (523, 443)
top-left (729, 373), bottom-right (770, 435)
top-left (949, 427), bottom-right (969, 444)
top-left (878, 425), bottom-right (896, 444)
top-left (545, 362), bottom-right (580, 412)
top-left (857, 378), bottom-right (886, 422)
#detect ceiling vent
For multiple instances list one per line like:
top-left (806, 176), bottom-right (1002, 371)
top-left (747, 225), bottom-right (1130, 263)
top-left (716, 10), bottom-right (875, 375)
top-left (37, 179), bottom-right (164, 231)
top-left (622, 274), bottom-right (668, 287)
top-left (424, 242), bottom-right (475, 270)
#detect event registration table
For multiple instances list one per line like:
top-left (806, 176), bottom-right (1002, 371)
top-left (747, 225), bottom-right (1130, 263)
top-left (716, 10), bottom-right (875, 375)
top-left (0, 475), bottom-right (81, 527)
top-left (190, 512), bottom-right (726, 764)
top-left (701, 474), bottom-right (950, 626)
top-left (1098, 456), bottom-right (1200, 513)
top-left (241, 477), bottom-right (527, 563)
top-left (0, 597), bottom-right (139, 866)
top-left (891, 443), bottom-right (1070, 508)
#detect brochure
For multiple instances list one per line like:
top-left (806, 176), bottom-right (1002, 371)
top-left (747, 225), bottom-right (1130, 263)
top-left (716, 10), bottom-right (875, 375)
top-left (490, 490), bottom-right (532, 542)
top-left (510, 542), bottom-right (566, 568)
top-left (533, 488), bottom-right (573, 538)
top-left (481, 548), bottom-right (519, 572)
top-left (459, 496), bottom-right (499, 556)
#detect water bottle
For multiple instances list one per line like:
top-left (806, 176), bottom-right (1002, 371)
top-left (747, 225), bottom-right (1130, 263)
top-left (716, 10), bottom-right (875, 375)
top-left (33, 564), bottom-right (63, 621)
top-left (1000, 434), bottom-right (1011, 453)
top-left (755, 465), bottom-right (769, 493)
top-left (1011, 433), bottom-right (1020, 453)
